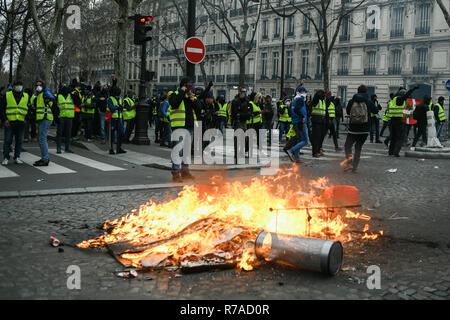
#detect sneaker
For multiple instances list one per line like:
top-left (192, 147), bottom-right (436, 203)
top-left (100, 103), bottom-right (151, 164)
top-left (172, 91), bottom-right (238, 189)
top-left (1, 159), bottom-right (8, 166)
top-left (56, 149), bottom-right (62, 154)
top-left (375, 140), bottom-right (382, 144)
top-left (172, 172), bottom-right (183, 183)
top-left (109, 149), bottom-right (116, 155)
top-left (181, 170), bottom-right (195, 180)
top-left (284, 149), bottom-right (295, 162)
top-left (65, 149), bottom-right (74, 153)
top-left (14, 158), bottom-right (24, 164)
top-left (86, 139), bottom-right (93, 143)
top-left (33, 159), bottom-right (49, 167)
top-left (117, 149), bottom-right (127, 154)
top-left (313, 153), bottom-right (321, 158)
top-left (384, 140), bottom-right (389, 147)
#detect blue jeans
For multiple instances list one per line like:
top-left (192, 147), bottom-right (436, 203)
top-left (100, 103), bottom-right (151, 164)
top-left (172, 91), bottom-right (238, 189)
top-left (290, 122), bottom-right (309, 159)
top-left (171, 128), bottom-right (193, 174)
top-left (37, 119), bottom-right (52, 162)
top-left (435, 123), bottom-right (444, 140)
top-left (99, 112), bottom-right (106, 140)
top-left (56, 118), bottom-right (73, 151)
top-left (3, 121), bottom-right (25, 160)
top-left (279, 121), bottom-right (289, 142)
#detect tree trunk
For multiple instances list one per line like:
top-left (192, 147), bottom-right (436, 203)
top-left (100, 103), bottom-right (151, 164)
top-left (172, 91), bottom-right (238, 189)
top-left (199, 62), bottom-right (208, 89)
top-left (437, 0), bottom-right (450, 29)
top-left (15, 10), bottom-right (32, 81)
top-left (239, 56), bottom-right (245, 89)
top-left (0, 24), bottom-right (11, 74)
top-left (42, 47), bottom-right (55, 85)
top-left (322, 52), bottom-right (330, 92)
top-left (114, 3), bottom-right (129, 90)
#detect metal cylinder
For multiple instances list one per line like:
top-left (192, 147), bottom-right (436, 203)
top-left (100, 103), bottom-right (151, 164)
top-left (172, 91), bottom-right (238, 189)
top-left (255, 231), bottom-right (343, 275)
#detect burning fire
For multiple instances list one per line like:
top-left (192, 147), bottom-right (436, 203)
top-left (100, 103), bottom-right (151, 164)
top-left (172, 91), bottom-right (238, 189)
top-left (78, 170), bottom-right (383, 270)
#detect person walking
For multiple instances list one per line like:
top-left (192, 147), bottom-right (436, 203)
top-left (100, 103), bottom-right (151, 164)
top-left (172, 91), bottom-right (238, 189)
top-left (277, 99), bottom-right (291, 143)
top-left (284, 86), bottom-right (309, 163)
top-left (387, 86), bottom-right (419, 157)
top-left (369, 94), bottom-right (382, 143)
top-left (342, 85), bottom-right (378, 172)
top-left (434, 97), bottom-right (447, 141)
top-left (1, 80), bottom-right (29, 165)
top-left (56, 84), bottom-right (75, 154)
top-left (169, 78), bottom-right (198, 182)
top-left (325, 93), bottom-right (341, 151)
top-left (108, 86), bottom-right (126, 154)
top-left (334, 96), bottom-right (344, 139)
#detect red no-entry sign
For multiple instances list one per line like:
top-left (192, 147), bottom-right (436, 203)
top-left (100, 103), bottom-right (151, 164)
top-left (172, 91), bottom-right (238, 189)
top-left (184, 37), bottom-right (206, 64)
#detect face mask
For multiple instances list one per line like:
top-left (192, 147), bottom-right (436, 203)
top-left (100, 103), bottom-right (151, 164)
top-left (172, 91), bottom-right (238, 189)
top-left (14, 85), bottom-right (23, 92)
top-left (239, 93), bottom-right (246, 99)
top-left (300, 93), bottom-right (307, 98)
top-left (36, 86), bottom-right (43, 92)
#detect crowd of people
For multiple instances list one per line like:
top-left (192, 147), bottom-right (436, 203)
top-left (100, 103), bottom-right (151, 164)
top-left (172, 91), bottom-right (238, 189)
top-left (0, 75), bottom-right (447, 180)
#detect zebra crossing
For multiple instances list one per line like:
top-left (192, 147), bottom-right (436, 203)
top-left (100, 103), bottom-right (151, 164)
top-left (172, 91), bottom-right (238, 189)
top-left (0, 149), bottom-right (126, 179)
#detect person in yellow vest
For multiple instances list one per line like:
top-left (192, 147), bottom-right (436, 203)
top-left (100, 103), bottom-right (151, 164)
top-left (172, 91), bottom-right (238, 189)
top-left (107, 86), bottom-right (126, 154)
top-left (247, 93), bottom-right (264, 147)
top-left (434, 96), bottom-right (447, 141)
top-left (123, 91), bottom-right (136, 143)
top-left (215, 95), bottom-right (227, 133)
top-left (323, 92), bottom-right (342, 151)
top-left (1, 81), bottom-right (29, 165)
top-left (70, 79), bottom-right (83, 140)
top-left (380, 93), bottom-right (393, 138)
top-left (387, 85), bottom-right (419, 157)
top-left (81, 85), bottom-right (95, 142)
top-left (32, 80), bottom-right (56, 166)
top-left (168, 78), bottom-right (197, 182)
top-left (277, 99), bottom-right (291, 143)
top-left (310, 90), bottom-right (326, 157)
top-left (56, 84), bottom-right (75, 154)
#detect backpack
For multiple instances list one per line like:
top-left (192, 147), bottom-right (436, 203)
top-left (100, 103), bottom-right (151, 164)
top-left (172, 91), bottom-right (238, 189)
top-left (350, 100), bottom-right (368, 124)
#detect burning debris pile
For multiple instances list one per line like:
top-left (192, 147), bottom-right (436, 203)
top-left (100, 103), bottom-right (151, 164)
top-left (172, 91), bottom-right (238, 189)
top-left (78, 171), bottom-right (383, 272)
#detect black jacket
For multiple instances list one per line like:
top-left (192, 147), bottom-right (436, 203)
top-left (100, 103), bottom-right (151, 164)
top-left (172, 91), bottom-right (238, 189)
top-left (231, 95), bottom-right (251, 124)
top-left (346, 93), bottom-right (378, 133)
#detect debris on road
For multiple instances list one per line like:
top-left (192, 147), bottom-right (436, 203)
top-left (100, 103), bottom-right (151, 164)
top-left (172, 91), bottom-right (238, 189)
top-left (116, 270), bottom-right (138, 279)
top-left (49, 236), bottom-right (60, 247)
top-left (416, 158), bottom-right (425, 162)
top-left (386, 169), bottom-right (397, 173)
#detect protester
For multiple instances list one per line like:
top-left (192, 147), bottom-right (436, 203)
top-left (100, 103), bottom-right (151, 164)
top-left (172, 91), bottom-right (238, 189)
top-left (412, 95), bottom-right (430, 147)
top-left (342, 85), bottom-right (378, 172)
top-left (107, 86), bottom-right (126, 155)
top-left (81, 85), bottom-right (95, 142)
top-left (56, 84), bottom-right (75, 154)
top-left (310, 90), bottom-right (326, 157)
top-left (369, 94), bottom-right (382, 143)
top-left (123, 91), bottom-right (136, 143)
top-left (434, 96), bottom-right (447, 140)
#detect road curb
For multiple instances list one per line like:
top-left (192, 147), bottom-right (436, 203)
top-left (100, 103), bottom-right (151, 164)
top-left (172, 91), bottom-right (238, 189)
top-left (0, 183), bottom-right (189, 199)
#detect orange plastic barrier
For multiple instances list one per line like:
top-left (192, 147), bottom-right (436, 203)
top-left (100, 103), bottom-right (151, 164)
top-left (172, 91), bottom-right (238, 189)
top-left (320, 186), bottom-right (359, 207)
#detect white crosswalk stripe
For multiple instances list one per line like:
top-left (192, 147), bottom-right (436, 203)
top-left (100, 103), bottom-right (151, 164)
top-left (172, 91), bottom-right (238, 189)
top-left (20, 152), bottom-right (76, 174)
top-left (49, 149), bottom-right (126, 171)
top-left (0, 164), bottom-right (19, 178)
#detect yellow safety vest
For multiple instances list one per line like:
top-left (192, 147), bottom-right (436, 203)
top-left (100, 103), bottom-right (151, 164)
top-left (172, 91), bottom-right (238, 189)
top-left (436, 103), bottom-right (447, 122)
top-left (81, 95), bottom-right (95, 115)
top-left (169, 91), bottom-right (197, 128)
top-left (33, 92), bottom-right (54, 121)
top-left (57, 94), bottom-right (75, 119)
top-left (122, 97), bottom-right (136, 120)
top-left (247, 101), bottom-right (262, 125)
top-left (328, 102), bottom-right (335, 118)
top-left (311, 100), bottom-right (326, 116)
top-left (387, 97), bottom-right (406, 118)
top-left (109, 96), bottom-right (123, 119)
top-left (218, 103), bottom-right (227, 117)
top-left (5, 91), bottom-right (29, 122)
top-left (278, 104), bottom-right (291, 122)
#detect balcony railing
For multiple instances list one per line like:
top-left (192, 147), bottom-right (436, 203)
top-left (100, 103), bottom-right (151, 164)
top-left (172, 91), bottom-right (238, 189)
top-left (197, 75), bottom-right (204, 83)
top-left (216, 75), bottom-right (225, 83)
top-left (337, 68), bottom-right (348, 76)
top-left (314, 73), bottom-right (323, 80)
top-left (339, 34), bottom-right (350, 42)
top-left (364, 68), bottom-right (377, 75)
top-left (159, 76), bottom-right (178, 83)
top-left (413, 66), bottom-right (428, 75)
top-left (388, 67), bottom-right (402, 75)
top-left (366, 30), bottom-right (378, 40)
top-left (205, 43), bottom-right (230, 53)
top-left (415, 26), bottom-right (430, 36)
top-left (390, 29), bottom-right (404, 38)
top-left (207, 75), bottom-right (215, 82)
top-left (273, 33), bottom-right (280, 39)
top-left (287, 31), bottom-right (294, 37)
top-left (230, 8), bottom-right (243, 18)
top-left (226, 74), bottom-right (239, 83)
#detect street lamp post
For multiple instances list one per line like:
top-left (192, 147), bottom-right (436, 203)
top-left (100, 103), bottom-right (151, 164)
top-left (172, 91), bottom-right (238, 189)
top-left (270, 4), bottom-right (296, 100)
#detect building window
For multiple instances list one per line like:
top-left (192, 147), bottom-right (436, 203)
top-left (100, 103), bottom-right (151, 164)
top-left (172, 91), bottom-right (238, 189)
top-left (263, 20), bottom-right (269, 39)
top-left (389, 50), bottom-right (402, 74)
top-left (287, 15), bottom-right (294, 36)
top-left (415, 48), bottom-right (428, 74)
top-left (338, 53), bottom-right (348, 75)
top-left (391, 7), bottom-right (404, 38)
top-left (210, 62), bottom-right (215, 76)
top-left (286, 51), bottom-right (293, 77)
top-left (168, 64), bottom-right (172, 77)
top-left (303, 14), bottom-right (310, 35)
top-left (273, 52), bottom-right (279, 79)
top-left (365, 51), bottom-right (376, 75)
top-left (248, 58), bottom-right (255, 75)
top-left (162, 64), bottom-right (166, 77)
top-left (340, 16), bottom-right (350, 41)
top-left (416, 3), bottom-right (430, 35)
top-left (301, 49), bottom-right (309, 78)
top-left (274, 18), bottom-right (280, 38)
top-left (230, 60), bottom-right (236, 74)
top-left (338, 86), bottom-right (347, 106)
top-left (261, 52), bottom-right (267, 78)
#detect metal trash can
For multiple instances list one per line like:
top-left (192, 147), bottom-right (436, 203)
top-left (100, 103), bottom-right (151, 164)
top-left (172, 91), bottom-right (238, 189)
top-left (255, 231), bottom-right (343, 275)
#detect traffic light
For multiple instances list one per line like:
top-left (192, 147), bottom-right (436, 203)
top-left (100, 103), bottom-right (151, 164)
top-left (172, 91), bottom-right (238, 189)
top-left (133, 15), bottom-right (153, 45)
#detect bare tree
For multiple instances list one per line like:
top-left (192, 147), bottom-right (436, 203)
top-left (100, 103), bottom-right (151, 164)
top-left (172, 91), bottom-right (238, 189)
top-left (437, 0), bottom-right (450, 29)
top-left (29, 0), bottom-right (65, 86)
top-left (201, 0), bottom-right (262, 88)
top-left (290, 0), bottom-right (367, 91)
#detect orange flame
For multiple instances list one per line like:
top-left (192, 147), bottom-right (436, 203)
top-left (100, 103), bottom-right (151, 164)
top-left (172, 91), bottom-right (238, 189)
top-left (78, 170), bottom-right (382, 269)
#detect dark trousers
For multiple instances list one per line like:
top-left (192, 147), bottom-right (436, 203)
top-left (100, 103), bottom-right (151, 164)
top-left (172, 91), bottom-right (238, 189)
top-left (56, 118), bottom-right (73, 151)
top-left (111, 118), bottom-right (124, 151)
top-left (388, 118), bottom-right (404, 156)
top-left (380, 121), bottom-right (389, 137)
top-left (72, 112), bottom-right (81, 137)
top-left (311, 121), bottom-right (325, 155)
top-left (344, 133), bottom-right (368, 170)
top-left (124, 118), bottom-right (136, 142)
top-left (82, 116), bottom-right (94, 139)
top-left (154, 118), bottom-right (162, 142)
top-left (3, 121), bottom-right (25, 160)
top-left (404, 124), bottom-right (417, 141)
top-left (327, 118), bottom-right (339, 148)
top-left (335, 117), bottom-right (341, 139)
top-left (160, 121), bottom-right (171, 145)
top-left (369, 117), bottom-right (380, 142)
top-left (24, 120), bottom-right (37, 140)
top-left (412, 124), bottom-right (427, 147)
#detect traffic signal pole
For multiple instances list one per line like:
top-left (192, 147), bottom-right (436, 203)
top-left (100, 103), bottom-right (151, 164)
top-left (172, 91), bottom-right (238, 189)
top-left (186, 0), bottom-right (196, 79)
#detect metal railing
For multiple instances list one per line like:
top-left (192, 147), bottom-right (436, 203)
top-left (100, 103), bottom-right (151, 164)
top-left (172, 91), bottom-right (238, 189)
top-left (364, 68), bottom-right (376, 75)
top-left (339, 34), bottom-right (350, 42)
top-left (415, 26), bottom-right (430, 36)
top-left (337, 68), bottom-right (348, 76)
top-left (159, 76), bottom-right (178, 83)
top-left (390, 29), bottom-right (404, 38)
top-left (388, 67), bottom-right (402, 75)
top-left (366, 30), bottom-right (378, 40)
top-left (413, 66), bottom-right (428, 75)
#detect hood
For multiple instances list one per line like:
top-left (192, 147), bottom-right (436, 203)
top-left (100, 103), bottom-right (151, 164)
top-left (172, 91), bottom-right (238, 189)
top-left (352, 93), bottom-right (369, 103)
